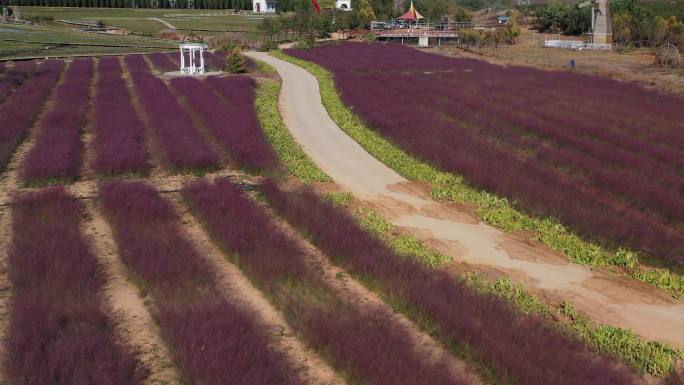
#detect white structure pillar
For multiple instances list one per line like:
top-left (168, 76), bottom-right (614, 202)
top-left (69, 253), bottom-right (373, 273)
top-left (179, 43), bottom-right (206, 75)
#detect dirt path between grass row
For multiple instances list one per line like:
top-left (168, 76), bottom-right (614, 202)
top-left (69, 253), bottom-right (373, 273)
top-left (166, 194), bottom-right (346, 385)
top-left (82, 200), bottom-right (182, 385)
top-left (247, 50), bottom-right (684, 348)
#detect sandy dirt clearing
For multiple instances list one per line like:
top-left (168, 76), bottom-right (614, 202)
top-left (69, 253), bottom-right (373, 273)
top-left (247, 51), bottom-right (684, 348)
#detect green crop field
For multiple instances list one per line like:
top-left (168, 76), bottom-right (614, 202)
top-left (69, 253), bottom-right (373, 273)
top-left (0, 22), bottom-right (177, 59)
top-left (17, 7), bottom-right (266, 35)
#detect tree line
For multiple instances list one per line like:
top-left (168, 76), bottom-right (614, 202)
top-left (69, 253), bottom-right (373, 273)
top-left (0, 0), bottom-right (251, 9)
top-left (531, 0), bottom-right (683, 47)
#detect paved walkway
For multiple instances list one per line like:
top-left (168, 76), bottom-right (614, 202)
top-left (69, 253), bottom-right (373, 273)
top-left (148, 18), bottom-right (176, 30)
top-left (246, 50), bottom-right (684, 348)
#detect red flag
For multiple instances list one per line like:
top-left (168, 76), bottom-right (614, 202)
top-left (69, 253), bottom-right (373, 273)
top-left (310, 0), bottom-right (321, 12)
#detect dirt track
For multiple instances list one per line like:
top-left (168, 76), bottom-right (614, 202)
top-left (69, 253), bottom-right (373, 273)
top-left (247, 51), bottom-right (684, 348)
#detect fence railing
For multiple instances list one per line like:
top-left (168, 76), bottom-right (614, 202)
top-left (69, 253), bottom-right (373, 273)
top-left (544, 39), bottom-right (611, 50)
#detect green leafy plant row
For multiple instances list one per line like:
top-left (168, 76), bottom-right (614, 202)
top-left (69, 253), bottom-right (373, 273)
top-left (350, 202), bottom-right (684, 378)
top-left (271, 50), bottom-right (684, 300)
top-left (254, 75), bottom-right (331, 183)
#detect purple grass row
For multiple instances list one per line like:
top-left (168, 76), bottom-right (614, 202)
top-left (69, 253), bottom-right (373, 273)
top-left (0, 61), bottom-right (36, 104)
top-left (98, 180), bottom-right (298, 385)
top-left (125, 56), bottom-right (218, 171)
top-left (6, 187), bottom-right (143, 385)
top-left (203, 51), bottom-right (226, 72)
top-left (286, 42), bottom-right (684, 265)
top-left (259, 179), bottom-right (642, 385)
top-left (92, 57), bottom-right (149, 175)
top-left (171, 76), bottom-right (278, 171)
top-left (183, 177), bottom-right (476, 385)
top-left (21, 58), bottom-right (94, 183)
top-left (147, 52), bottom-right (178, 73)
top-left (0, 60), bottom-right (64, 171)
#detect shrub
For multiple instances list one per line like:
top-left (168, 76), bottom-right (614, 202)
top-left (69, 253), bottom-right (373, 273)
top-left (225, 47), bottom-right (247, 74)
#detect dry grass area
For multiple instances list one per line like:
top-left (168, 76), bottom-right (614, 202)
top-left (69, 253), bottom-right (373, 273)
top-left (434, 28), bottom-right (684, 94)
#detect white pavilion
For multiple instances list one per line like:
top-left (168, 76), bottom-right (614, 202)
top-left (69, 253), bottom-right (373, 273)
top-left (179, 42), bottom-right (206, 75)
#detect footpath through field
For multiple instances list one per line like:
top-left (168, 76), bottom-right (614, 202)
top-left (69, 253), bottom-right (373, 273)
top-left (246, 50), bottom-right (684, 348)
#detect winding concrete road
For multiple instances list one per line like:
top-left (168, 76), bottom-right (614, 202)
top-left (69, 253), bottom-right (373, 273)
top-left (147, 18), bottom-right (177, 30)
top-left (246, 51), bottom-right (684, 348)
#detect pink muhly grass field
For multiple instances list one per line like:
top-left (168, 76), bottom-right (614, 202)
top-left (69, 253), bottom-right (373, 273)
top-left (98, 180), bottom-right (298, 385)
top-left (0, 60), bottom-right (36, 103)
top-left (171, 76), bottom-right (279, 171)
top-left (259, 178), bottom-right (642, 385)
top-left (0, 60), bottom-right (64, 171)
top-left (287, 42), bottom-right (684, 266)
top-left (21, 58), bottom-right (94, 183)
top-left (6, 187), bottom-right (143, 385)
top-left (183, 177), bottom-right (475, 385)
top-left (126, 57), bottom-right (218, 171)
top-left (91, 57), bottom-right (149, 175)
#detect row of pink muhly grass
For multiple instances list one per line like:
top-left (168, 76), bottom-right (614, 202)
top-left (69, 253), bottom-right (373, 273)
top-left (286, 42), bottom-right (684, 266)
top-left (170, 76), bottom-right (279, 171)
top-left (258, 179), bottom-right (642, 385)
top-left (21, 58), bottom-right (94, 184)
top-left (0, 60), bottom-right (64, 171)
top-left (99, 180), bottom-right (299, 385)
top-left (124, 55), bottom-right (219, 171)
top-left (147, 52), bottom-right (178, 73)
top-left (6, 187), bottom-right (143, 385)
top-left (0, 61), bottom-right (36, 104)
top-left (91, 57), bottom-right (149, 176)
top-left (182, 177), bottom-right (477, 385)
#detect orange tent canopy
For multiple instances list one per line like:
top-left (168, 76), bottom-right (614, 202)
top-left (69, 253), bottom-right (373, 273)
top-left (396, 0), bottom-right (424, 20)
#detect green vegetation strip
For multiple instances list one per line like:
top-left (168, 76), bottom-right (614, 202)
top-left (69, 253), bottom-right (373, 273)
top-left (344, 198), bottom-right (684, 378)
top-left (271, 50), bottom-right (684, 300)
top-left (254, 66), bottom-right (331, 183)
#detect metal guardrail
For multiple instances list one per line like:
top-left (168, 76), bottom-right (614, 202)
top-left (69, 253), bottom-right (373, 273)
top-left (544, 39), bottom-right (611, 50)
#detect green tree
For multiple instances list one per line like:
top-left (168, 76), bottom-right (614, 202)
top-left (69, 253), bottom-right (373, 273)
top-left (358, 0), bottom-right (376, 24)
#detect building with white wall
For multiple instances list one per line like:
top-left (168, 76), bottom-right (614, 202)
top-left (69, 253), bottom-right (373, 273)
top-left (252, 0), bottom-right (277, 13)
top-left (335, 0), bottom-right (351, 10)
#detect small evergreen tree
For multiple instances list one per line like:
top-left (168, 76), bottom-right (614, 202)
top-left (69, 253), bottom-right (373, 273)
top-left (225, 47), bottom-right (247, 74)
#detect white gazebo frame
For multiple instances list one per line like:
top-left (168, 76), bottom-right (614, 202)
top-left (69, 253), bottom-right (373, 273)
top-left (179, 43), bottom-right (206, 75)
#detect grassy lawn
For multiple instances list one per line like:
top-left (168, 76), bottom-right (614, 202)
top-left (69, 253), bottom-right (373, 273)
top-left (0, 22), bottom-right (177, 59)
top-left (18, 7), bottom-right (267, 35)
